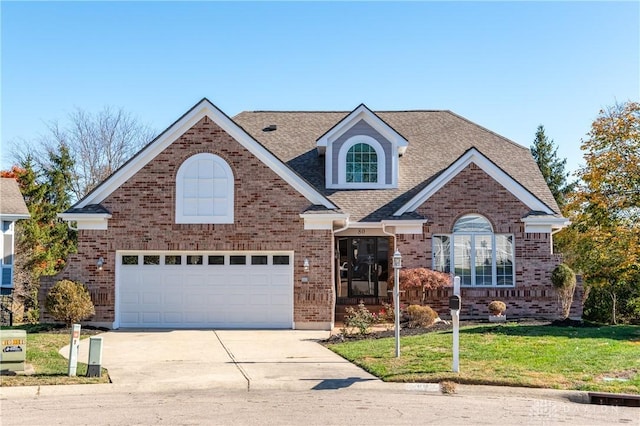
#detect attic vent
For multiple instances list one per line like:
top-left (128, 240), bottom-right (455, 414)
top-left (262, 124), bottom-right (277, 132)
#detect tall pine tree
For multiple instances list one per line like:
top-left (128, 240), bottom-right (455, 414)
top-left (530, 125), bottom-right (574, 209)
top-left (7, 144), bottom-right (77, 321)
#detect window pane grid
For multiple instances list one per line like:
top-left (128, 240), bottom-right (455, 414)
top-left (435, 215), bottom-right (514, 287)
top-left (346, 143), bottom-right (377, 183)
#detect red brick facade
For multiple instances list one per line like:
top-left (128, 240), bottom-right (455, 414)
top-left (41, 116), bottom-right (335, 328)
top-left (41, 113), bottom-right (581, 329)
top-left (396, 163), bottom-right (583, 320)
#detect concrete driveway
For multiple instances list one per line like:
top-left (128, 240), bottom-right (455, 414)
top-left (68, 330), bottom-right (383, 392)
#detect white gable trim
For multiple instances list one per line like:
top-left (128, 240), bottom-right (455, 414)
top-left (317, 104), bottom-right (408, 155)
top-left (58, 212), bottom-right (112, 230)
top-left (394, 148), bottom-right (556, 216)
top-left (521, 215), bottom-right (570, 233)
top-left (0, 214), bottom-right (30, 222)
top-left (299, 212), bottom-right (348, 230)
top-left (75, 99), bottom-right (335, 210)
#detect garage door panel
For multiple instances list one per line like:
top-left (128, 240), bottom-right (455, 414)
top-left (121, 292), bottom-right (140, 304)
top-left (270, 294), bottom-right (291, 305)
top-left (163, 312), bottom-right (183, 323)
top-left (142, 292), bottom-right (162, 305)
top-left (141, 312), bottom-right (161, 323)
top-left (118, 251), bottom-right (293, 328)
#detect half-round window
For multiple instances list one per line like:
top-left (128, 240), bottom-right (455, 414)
top-left (453, 214), bottom-right (493, 233)
top-left (175, 153), bottom-right (234, 224)
top-left (346, 143), bottom-right (378, 183)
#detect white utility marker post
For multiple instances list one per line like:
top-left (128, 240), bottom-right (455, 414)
top-left (451, 276), bottom-right (461, 373)
top-left (393, 250), bottom-right (402, 358)
top-left (68, 323), bottom-right (81, 376)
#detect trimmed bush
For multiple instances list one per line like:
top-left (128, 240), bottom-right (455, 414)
top-left (406, 304), bottom-right (438, 328)
top-left (45, 279), bottom-right (95, 327)
top-left (551, 263), bottom-right (577, 319)
top-left (488, 300), bottom-right (506, 315)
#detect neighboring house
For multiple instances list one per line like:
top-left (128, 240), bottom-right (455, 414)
top-left (0, 178), bottom-right (30, 296)
top-left (43, 99), bottom-right (581, 330)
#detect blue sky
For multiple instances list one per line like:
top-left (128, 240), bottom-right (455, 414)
top-left (2, 1), bottom-right (638, 176)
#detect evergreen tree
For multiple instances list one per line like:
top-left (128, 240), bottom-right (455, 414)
top-left (530, 125), bottom-right (574, 209)
top-left (6, 145), bottom-right (77, 321)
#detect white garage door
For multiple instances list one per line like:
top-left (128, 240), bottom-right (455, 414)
top-left (116, 251), bottom-right (293, 329)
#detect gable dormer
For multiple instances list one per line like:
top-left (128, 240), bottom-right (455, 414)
top-left (317, 104), bottom-right (408, 189)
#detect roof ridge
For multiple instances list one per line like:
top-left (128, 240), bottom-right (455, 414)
top-left (237, 109), bottom-right (449, 113)
top-left (444, 110), bottom-right (529, 150)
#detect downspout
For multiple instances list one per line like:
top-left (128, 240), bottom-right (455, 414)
top-left (381, 222), bottom-right (397, 252)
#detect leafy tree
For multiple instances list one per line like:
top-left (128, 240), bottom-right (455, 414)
top-left (530, 125), bottom-right (575, 209)
top-left (566, 101), bottom-right (640, 324)
top-left (2, 145), bottom-right (77, 321)
top-left (45, 279), bottom-right (95, 327)
top-left (13, 106), bottom-right (154, 200)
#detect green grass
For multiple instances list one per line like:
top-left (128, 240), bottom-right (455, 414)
top-left (327, 323), bottom-right (640, 394)
top-left (1, 324), bottom-right (110, 387)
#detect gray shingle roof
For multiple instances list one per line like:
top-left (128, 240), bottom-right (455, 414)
top-left (64, 204), bottom-right (112, 215)
top-left (233, 110), bottom-right (560, 222)
top-left (0, 178), bottom-right (30, 218)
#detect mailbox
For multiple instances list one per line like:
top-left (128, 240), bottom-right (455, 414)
top-left (0, 329), bottom-right (27, 372)
top-left (449, 295), bottom-right (461, 311)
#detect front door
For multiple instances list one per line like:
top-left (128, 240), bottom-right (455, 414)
top-left (337, 237), bottom-right (389, 298)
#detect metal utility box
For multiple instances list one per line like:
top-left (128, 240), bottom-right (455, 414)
top-left (87, 336), bottom-right (103, 377)
top-left (0, 329), bottom-right (27, 372)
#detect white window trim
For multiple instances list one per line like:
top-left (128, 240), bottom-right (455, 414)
top-left (433, 214), bottom-right (515, 287)
top-left (336, 135), bottom-right (387, 189)
top-left (175, 153), bottom-right (234, 224)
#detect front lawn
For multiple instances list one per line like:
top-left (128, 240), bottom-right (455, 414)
top-left (327, 323), bottom-right (640, 394)
top-left (1, 324), bottom-right (110, 387)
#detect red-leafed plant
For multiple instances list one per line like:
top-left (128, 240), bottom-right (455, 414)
top-left (388, 268), bottom-right (452, 305)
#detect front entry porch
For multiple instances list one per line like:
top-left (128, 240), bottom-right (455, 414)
top-left (335, 236), bottom-right (392, 321)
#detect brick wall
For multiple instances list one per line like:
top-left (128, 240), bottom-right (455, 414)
top-left (395, 163), bottom-right (583, 320)
top-left (40, 116), bottom-right (335, 328)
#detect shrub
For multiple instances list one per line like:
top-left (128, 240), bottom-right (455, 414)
top-left (45, 279), bottom-right (95, 327)
top-left (343, 302), bottom-right (376, 335)
top-left (377, 302), bottom-right (395, 323)
top-left (488, 300), bottom-right (506, 316)
top-left (25, 308), bottom-right (40, 324)
top-left (388, 268), bottom-right (452, 305)
top-left (551, 263), bottom-right (577, 319)
top-left (406, 304), bottom-right (438, 328)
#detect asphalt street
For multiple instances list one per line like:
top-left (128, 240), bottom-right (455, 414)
top-left (1, 386), bottom-right (638, 425)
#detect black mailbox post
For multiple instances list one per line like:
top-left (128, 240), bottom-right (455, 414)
top-left (449, 295), bottom-right (461, 311)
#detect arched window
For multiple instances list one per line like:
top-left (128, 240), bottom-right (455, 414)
top-left (433, 214), bottom-right (514, 287)
top-left (337, 135), bottom-right (385, 187)
top-left (346, 143), bottom-right (377, 183)
top-left (175, 153), bottom-right (234, 224)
